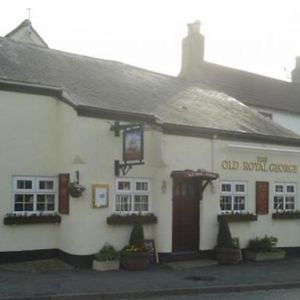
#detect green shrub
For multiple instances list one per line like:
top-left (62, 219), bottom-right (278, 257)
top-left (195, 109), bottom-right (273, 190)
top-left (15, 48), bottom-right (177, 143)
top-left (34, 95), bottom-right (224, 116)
top-left (95, 243), bottom-right (119, 261)
top-left (247, 236), bottom-right (278, 252)
top-left (217, 217), bottom-right (235, 248)
top-left (129, 222), bottom-right (144, 247)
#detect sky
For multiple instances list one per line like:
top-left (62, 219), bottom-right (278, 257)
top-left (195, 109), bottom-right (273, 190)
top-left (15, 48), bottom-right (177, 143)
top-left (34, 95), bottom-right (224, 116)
top-left (1, 0), bottom-right (300, 81)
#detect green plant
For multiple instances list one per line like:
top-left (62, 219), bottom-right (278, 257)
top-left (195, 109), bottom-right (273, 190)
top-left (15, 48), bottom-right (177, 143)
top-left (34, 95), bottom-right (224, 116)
top-left (129, 222), bottom-right (144, 248)
top-left (217, 217), bottom-right (236, 248)
top-left (95, 243), bottom-right (120, 261)
top-left (247, 236), bottom-right (278, 252)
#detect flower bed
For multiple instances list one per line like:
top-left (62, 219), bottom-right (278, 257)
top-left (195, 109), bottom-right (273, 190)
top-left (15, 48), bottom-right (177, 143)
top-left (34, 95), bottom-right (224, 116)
top-left (107, 214), bottom-right (158, 225)
top-left (272, 211), bottom-right (300, 220)
top-left (217, 213), bottom-right (257, 222)
top-left (4, 214), bottom-right (61, 225)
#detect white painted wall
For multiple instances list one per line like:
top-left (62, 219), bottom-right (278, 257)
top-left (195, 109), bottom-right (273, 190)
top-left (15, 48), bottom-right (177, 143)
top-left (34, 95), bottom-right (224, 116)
top-left (0, 91), bottom-right (60, 251)
top-left (1, 90), bottom-right (300, 257)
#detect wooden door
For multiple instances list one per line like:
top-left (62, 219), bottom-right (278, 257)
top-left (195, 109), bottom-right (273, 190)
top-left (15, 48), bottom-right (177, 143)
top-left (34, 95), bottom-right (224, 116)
top-left (172, 178), bottom-right (199, 252)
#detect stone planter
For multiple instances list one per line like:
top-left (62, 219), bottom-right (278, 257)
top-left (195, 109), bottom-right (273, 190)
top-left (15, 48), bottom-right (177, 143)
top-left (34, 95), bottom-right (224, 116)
top-left (244, 249), bottom-right (286, 261)
top-left (93, 260), bottom-right (120, 271)
top-left (121, 251), bottom-right (150, 270)
top-left (215, 247), bottom-right (241, 265)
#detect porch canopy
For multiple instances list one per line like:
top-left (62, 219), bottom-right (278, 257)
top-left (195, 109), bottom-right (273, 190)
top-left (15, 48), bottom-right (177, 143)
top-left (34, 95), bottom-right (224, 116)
top-left (171, 169), bottom-right (219, 199)
top-left (171, 169), bottom-right (219, 181)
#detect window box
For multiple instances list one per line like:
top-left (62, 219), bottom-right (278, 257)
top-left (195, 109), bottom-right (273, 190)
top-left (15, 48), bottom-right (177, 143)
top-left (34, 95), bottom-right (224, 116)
top-left (106, 213), bottom-right (157, 225)
top-left (217, 213), bottom-right (257, 222)
top-left (272, 211), bottom-right (300, 220)
top-left (4, 214), bottom-right (61, 225)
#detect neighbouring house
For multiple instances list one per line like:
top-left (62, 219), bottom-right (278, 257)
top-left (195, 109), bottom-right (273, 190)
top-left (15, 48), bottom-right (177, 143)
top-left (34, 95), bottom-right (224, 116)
top-left (1, 20), bottom-right (300, 267)
top-left (179, 21), bottom-right (300, 135)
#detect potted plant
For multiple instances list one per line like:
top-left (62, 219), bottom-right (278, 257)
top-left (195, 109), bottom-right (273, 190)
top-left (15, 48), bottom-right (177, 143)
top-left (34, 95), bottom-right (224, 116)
top-left (107, 213), bottom-right (158, 225)
top-left (93, 243), bottom-right (120, 271)
top-left (215, 217), bottom-right (241, 264)
top-left (244, 235), bottom-right (286, 261)
top-left (121, 222), bottom-right (150, 270)
top-left (217, 212), bottom-right (257, 222)
top-left (68, 182), bottom-right (86, 198)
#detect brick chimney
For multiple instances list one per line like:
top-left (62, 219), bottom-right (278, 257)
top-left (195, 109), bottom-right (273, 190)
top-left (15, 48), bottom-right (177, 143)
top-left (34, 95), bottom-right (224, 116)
top-left (291, 57), bottom-right (300, 83)
top-left (179, 21), bottom-right (205, 79)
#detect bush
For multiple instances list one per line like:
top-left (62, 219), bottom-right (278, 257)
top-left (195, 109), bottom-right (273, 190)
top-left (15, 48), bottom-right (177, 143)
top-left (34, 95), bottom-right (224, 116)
top-left (217, 217), bottom-right (235, 248)
top-left (247, 236), bottom-right (278, 252)
top-left (129, 223), bottom-right (144, 247)
top-left (95, 243), bottom-right (120, 261)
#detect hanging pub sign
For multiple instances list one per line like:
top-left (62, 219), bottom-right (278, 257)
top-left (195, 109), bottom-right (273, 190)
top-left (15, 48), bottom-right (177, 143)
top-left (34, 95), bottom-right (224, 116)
top-left (123, 126), bottom-right (144, 162)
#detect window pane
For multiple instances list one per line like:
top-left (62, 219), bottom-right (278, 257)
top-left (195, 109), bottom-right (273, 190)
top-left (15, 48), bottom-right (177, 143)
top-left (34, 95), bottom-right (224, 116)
top-left (274, 196), bottom-right (284, 210)
top-left (37, 194), bottom-right (55, 211)
top-left (17, 180), bottom-right (32, 190)
top-left (234, 196), bottom-right (245, 211)
top-left (39, 180), bottom-right (54, 190)
top-left (135, 181), bottom-right (148, 191)
top-left (220, 196), bottom-right (232, 211)
top-left (285, 196), bottom-right (295, 210)
top-left (134, 195), bottom-right (149, 211)
top-left (14, 194), bottom-right (34, 211)
top-left (221, 184), bottom-right (231, 192)
top-left (286, 185), bottom-right (295, 193)
top-left (118, 181), bottom-right (131, 191)
top-left (275, 185), bottom-right (284, 193)
top-left (235, 184), bottom-right (245, 193)
top-left (116, 195), bottom-right (131, 211)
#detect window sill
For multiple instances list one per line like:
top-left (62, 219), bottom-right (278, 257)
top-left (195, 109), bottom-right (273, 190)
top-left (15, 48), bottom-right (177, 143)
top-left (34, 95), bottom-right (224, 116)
top-left (217, 213), bottom-right (258, 222)
top-left (107, 213), bottom-right (158, 225)
top-left (4, 214), bottom-right (61, 225)
top-left (272, 212), bottom-right (300, 220)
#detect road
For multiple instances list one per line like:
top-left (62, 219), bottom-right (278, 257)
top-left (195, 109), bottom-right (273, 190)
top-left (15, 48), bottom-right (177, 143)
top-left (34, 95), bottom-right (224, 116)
top-left (120, 289), bottom-right (300, 300)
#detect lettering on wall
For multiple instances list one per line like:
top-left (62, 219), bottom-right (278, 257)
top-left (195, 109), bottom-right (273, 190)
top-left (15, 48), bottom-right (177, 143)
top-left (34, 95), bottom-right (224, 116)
top-left (221, 157), bottom-right (297, 173)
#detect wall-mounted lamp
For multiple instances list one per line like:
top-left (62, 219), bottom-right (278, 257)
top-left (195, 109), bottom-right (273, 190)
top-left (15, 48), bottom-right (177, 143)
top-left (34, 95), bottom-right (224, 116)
top-left (161, 180), bottom-right (167, 193)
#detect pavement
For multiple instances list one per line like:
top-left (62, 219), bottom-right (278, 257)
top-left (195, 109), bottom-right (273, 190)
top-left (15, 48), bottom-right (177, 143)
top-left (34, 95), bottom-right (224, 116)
top-left (1, 256), bottom-right (300, 299)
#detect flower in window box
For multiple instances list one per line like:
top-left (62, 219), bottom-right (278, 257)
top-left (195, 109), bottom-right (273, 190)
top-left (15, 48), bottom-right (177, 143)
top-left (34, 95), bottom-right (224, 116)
top-left (4, 212), bottom-right (61, 225)
top-left (106, 213), bottom-right (158, 225)
top-left (217, 212), bottom-right (257, 222)
top-left (68, 182), bottom-right (86, 198)
top-left (272, 210), bottom-right (300, 220)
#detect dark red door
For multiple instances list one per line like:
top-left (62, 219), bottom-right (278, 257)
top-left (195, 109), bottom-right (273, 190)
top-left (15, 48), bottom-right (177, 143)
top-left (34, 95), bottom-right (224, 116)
top-left (172, 178), bottom-right (199, 252)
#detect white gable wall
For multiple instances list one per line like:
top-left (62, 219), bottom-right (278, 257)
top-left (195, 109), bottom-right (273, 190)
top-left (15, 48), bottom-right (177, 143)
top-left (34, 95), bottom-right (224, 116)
top-left (0, 91), bottom-right (60, 251)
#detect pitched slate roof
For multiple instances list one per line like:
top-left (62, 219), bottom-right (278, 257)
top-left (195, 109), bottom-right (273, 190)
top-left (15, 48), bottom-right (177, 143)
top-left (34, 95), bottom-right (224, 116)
top-left (5, 19), bottom-right (48, 48)
top-left (0, 37), bottom-right (299, 141)
top-left (193, 62), bottom-right (300, 114)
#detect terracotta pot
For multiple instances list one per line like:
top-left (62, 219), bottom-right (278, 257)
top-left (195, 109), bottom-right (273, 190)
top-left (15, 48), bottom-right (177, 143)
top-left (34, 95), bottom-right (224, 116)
top-left (121, 251), bottom-right (150, 270)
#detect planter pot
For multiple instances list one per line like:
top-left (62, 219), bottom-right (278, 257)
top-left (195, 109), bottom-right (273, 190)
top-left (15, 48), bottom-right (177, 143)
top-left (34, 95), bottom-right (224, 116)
top-left (68, 183), bottom-right (85, 198)
top-left (93, 260), bottom-right (120, 271)
top-left (215, 247), bottom-right (241, 265)
top-left (244, 249), bottom-right (286, 261)
top-left (121, 251), bottom-right (150, 270)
